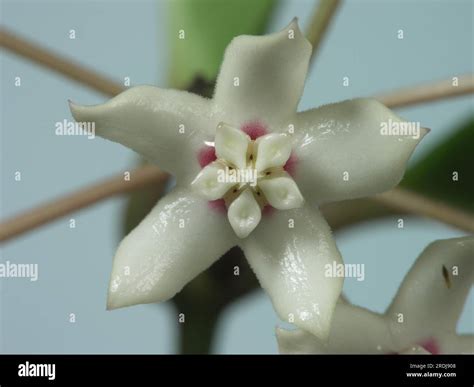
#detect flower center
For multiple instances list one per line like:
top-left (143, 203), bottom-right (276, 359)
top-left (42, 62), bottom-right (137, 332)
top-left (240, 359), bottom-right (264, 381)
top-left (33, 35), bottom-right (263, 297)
top-left (192, 122), bottom-right (304, 238)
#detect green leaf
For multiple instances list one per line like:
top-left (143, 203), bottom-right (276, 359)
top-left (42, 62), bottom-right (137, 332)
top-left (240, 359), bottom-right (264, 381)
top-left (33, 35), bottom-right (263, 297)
top-left (168, 0), bottom-right (276, 89)
top-left (402, 115), bottom-right (474, 212)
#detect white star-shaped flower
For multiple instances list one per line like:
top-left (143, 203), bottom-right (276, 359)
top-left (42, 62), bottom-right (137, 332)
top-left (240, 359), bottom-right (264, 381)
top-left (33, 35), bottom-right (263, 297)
top-left (277, 237), bottom-right (474, 354)
top-left (69, 19), bottom-right (427, 339)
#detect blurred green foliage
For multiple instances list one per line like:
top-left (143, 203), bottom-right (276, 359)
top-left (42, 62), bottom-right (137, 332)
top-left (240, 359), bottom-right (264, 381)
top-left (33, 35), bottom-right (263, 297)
top-left (402, 116), bottom-right (474, 212)
top-left (168, 0), bottom-right (276, 89)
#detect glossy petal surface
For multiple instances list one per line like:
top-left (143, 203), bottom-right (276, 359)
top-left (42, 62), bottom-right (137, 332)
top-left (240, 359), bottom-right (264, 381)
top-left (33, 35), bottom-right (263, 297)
top-left (241, 204), bottom-right (343, 339)
top-left (227, 188), bottom-right (262, 238)
top-left (191, 161), bottom-right (234, 200)
top-left (292, 98), bottom-right (428, 204)
top-left (255, 133), bottom-right (292, 172)
top-left (277, 237), bottom-right (474, 354)
top-left (214, 123), bottom-right (250, 169)
top-left (107, 187), bottom-right (237, 310)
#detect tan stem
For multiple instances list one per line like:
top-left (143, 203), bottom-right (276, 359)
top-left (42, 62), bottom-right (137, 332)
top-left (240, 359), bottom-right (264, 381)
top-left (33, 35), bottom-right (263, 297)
top-left (306, 0), bottom-right (341, 64)
top-left (321, 189), bottom-right (474, 233)
top-left (376, 74), bottom-right (474, 108)
top-left (373, 188), bottom-right (474, 232)
top-left (1, 169), bottom-right (472, 242)
top-left (0, 28), bottom-right (124, 96)
top-left (0, 166), bottom-right (169, 242)
top-left (1, 28), bottom-right (473, 242)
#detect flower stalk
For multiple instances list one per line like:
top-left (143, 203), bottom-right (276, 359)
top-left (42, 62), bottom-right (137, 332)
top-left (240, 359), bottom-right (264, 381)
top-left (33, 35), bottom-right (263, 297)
top-left (1, 27), bottom-right (473, 243)
top-left (306, 0), bottom-right (341, 64)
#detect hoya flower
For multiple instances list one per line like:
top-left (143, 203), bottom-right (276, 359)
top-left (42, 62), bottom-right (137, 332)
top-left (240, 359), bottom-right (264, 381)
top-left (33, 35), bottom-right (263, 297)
top-left (69, 19), bottom-right (426, 339)
top-left (277, 237), bottom-right (474, 354)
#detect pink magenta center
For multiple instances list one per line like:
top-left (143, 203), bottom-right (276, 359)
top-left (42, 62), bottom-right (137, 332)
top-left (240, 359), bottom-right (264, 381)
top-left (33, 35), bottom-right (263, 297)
top-left (198, 146), bottom-right (217, 168)
top-left (198, 121), bottom-right (297, 215)
top-left (283, 153), bottom-right (298, 177)
top-left (207, 199), bottom-right (227, 214)
top-left (418, 338), bottom-right (440, 355)
top-left (388, 338), bottom-right (441, 355)
top-left (241, 121), bottom-right (268, 140)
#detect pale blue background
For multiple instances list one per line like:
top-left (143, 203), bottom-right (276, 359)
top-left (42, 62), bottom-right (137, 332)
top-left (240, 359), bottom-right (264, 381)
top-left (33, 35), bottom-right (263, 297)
top-left (0, 0), bottom-right (472, 353)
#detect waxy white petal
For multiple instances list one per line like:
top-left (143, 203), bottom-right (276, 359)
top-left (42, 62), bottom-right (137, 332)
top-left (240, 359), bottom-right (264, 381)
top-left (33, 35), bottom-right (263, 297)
top-left (277, 302), bottom-right (391, 354)
top-left (227, 188), bottom-right (261, 239)
top-left (214, 123), bottom-right (250, 169)
top-left (191, 162), bottom-right (234, 200)
top-left (69, 86), bottom-right (214, 183)
top-left (387, 236), bottom-right (474, 351)
top-left (292, 98), bottom-right (428, 204)
top-left (255, 133), bottom-right (292, 172)
top-left (214, 19), bottom-right (311, 127)
top-left (277, 237), bottom-right (474, 354)
top-left (258, 174), bottom-right (304, 210)
top-left (241, 204), bottom-right (343, 340)
top-left (107, 187), bottom-right (237, 310)
top-left (437, 333), bottom-right (474, 354)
